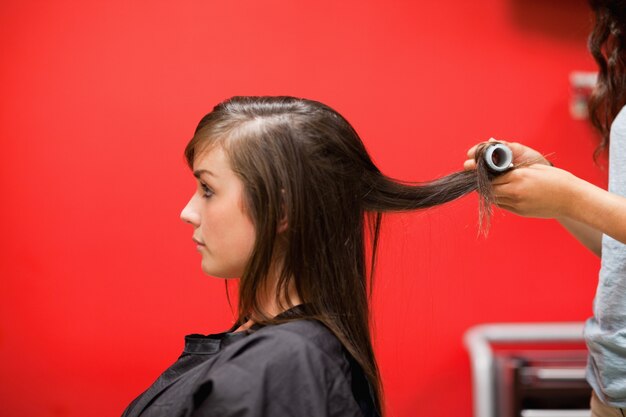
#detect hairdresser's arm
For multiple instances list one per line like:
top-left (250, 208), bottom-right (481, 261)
top-left (464, 140), bottom-right (604, 256)
top-left (556, 217), bottom-right (603, 256)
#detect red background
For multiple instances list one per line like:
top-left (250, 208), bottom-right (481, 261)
top-left (0, 0), bottom-right (603, 416)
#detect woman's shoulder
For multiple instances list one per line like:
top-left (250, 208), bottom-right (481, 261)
top-left (256, 319), bottom-right (342, 348)
top-left (223, 319), bottom-right (348, 371)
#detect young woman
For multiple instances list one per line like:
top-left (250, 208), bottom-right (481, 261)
top-left (464, 1), bottom-right (626, 415)
top-left (121, 96), bottom-right (501, 417)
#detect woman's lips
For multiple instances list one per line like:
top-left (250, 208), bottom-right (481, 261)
top-left (193, 237), bottom-right (205, 246)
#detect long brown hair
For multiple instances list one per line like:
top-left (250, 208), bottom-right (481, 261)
top-left (588, 0), bottom-right (626, 158)
top-left (184, 96), bottom-right (505, 415)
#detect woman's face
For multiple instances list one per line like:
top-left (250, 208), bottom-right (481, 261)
top-left (180, 145), bottom-right (256, 278)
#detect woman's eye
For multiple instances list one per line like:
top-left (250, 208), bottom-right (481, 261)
top-left (200, 183), bottom-right (214, 198)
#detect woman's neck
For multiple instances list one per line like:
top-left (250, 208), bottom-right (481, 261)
top-left (234, 268), bottom-right (302, 332)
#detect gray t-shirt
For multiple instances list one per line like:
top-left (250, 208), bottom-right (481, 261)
top-left (585, 105), bottom-right (626, 407)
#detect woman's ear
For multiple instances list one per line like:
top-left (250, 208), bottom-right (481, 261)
top-left (277, 215), bottom-right (288, 234)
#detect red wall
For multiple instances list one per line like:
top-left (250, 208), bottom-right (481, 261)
top-left (0, 0), bottom-right (602, 416)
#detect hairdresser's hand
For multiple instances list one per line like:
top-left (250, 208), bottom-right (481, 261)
top-left (491, 164), bottom-right (580, 219)
top-left (492, 161), bottom-right (626, 252)
top-left (463, 138), bottom-right (551, 170)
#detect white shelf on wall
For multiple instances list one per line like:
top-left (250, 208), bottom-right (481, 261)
top-left (569, 71), bottom-right (598, 120)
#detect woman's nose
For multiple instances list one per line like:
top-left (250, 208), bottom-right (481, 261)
top-left (180, 195), bottom-right (201, 227)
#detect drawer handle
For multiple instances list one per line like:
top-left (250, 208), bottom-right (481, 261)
top-left (535, 368), bottom-right (587, 380)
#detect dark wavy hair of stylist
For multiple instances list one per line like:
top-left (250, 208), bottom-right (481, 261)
top-left (588, 0), bottom-right (626, 159)
top-left (183, 96), bottom-right (509, 416)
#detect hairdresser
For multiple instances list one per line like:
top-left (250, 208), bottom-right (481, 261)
top-left (464, 1), bottom-right (626, 415)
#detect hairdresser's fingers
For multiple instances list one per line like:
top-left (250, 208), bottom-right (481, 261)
top-left (505, 141), bottom-right (551, 166)
top-left (493, 193), bottom-right (514, 205)
top-left (464, 159), bottom-right (477, 171)
top-left (491, 173), bottom-right (514, 186)
top-left (466, 144), bottom-right (479, 159)
top-left (492, 186), bottom-right (516, 203)
top-left (494, 202), bottom-right (519, 215)
top-left (492, 184), bottom-right (513, 199)
top-left (489, 137), bottom-right (507, 144)
top-left (466, 145), bottom-right (484, 161)
top-left (491, 184), bottom-right (518, 206)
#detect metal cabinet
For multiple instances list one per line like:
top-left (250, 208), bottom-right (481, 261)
top-left (465, 323), bottom-right (590, 417)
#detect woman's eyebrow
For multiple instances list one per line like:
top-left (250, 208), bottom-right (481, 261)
top-left (193, 169), bottom-right (217, 179)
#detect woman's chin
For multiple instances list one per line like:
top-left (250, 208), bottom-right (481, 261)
top-left (200, 264), bottom-right (240, 279)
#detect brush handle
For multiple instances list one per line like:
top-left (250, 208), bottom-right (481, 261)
top-left (484, 143), bottom-right (513, 173)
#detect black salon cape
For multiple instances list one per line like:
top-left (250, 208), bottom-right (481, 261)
top-left (121, 319), bottom-right (378, 417)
